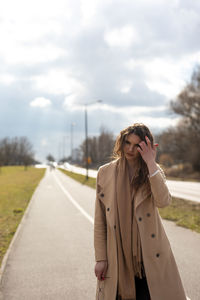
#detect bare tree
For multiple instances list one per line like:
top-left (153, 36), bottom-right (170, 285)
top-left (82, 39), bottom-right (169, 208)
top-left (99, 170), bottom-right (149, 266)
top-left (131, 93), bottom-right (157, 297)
top-left (158, 65), bottom-right (200, 171)
top-left (170, 65), bottom-right (200, 137)
top-left (79, 127), bottom-right (115, 168)
top-left (97, 126), bottom-right (115, 166)
top-left (0, 136), bottom-right (34, 168)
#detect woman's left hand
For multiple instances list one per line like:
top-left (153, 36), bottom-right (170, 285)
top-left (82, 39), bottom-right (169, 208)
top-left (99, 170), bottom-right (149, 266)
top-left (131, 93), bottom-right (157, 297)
top-left (137, 136), bottom-right (158, 165)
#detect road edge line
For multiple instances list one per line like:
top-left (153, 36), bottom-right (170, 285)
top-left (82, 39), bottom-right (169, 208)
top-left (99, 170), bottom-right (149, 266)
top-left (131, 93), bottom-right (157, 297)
top-left (53, 173), bottom-right (94, 225)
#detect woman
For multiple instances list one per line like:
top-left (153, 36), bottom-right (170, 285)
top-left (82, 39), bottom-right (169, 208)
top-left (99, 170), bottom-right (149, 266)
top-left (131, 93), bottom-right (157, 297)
top-left (94, 123), bottom-right (187, 300)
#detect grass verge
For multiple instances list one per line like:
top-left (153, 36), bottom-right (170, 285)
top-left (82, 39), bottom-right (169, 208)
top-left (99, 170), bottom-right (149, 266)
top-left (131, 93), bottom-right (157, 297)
top-left (158, 198), bottom-right (200, 233)
top-left (59, 168), bottom-right (200, 233)
top-left (0, 166), bottom-right (45, 266)
top-left (59, 168), bottom-right (96, 189)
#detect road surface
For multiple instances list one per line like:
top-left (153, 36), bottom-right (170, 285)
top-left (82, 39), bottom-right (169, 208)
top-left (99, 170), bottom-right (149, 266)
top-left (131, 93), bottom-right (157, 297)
top-left (0, 168), bottom-right (199, 299)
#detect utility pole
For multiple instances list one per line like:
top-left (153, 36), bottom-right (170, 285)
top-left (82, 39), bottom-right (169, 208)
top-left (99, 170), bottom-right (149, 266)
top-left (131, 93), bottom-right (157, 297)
top-left (71, 123), bottom-right (76, 162)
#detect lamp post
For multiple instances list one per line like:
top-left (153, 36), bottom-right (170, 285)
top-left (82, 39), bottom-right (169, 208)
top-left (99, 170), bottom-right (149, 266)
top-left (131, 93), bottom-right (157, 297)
top-left (85, 99), bottom-right (102, 180)
top-left (71, 122), bottom-right (76, 162)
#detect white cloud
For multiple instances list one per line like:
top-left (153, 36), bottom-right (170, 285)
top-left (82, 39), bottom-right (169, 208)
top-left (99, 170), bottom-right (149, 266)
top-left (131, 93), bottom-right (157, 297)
top-left (120, 80), bottom-right (133, 94)
top-left (0, 41), bottom-right (65, 65)
top-left (126, 116), bottom-right (179, 131)
top-left (0, 0), bottom-right (71, 20)
top-left (125, 52), bottom-right (200, 98)
top-left (41, 138), bottom-right (48, 147)
top-left (99, 103), bottom-right (166, 114)
top-left (0, 74), bottom-right (15, 85)
top-left (32, 69), bottom-right (86, 96)
top-left (80, 0), bottom-right (100, 25)
top-left (104, 25), bottom-right (139, 47)
top-left (30, 97), bottom-right (51, 108)
top-left (144, 54), bottom-right (200, 98)
top-left (63, 96), bottom-right (103, 111)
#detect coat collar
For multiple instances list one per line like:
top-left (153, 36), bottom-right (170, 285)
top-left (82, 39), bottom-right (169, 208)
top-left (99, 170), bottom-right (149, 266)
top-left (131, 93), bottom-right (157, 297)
top-left (99, 159), bottom-right (149, 212)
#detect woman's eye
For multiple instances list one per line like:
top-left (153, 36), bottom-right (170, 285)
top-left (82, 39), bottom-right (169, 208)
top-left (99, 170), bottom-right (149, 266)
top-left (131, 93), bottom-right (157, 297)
top-left (136, 144), bottom-right (142, 149)
top-left (125, 140), bottom-right (130, 144)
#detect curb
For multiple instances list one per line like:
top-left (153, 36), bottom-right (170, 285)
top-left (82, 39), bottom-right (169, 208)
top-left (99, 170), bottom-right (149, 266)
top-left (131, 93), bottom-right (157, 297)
top-left (0, 169), bottom-right (47, 287)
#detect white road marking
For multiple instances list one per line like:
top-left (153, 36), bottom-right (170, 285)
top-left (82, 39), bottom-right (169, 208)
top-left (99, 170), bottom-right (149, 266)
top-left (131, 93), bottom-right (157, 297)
top-left (53, 173), bottom-right (94, 225)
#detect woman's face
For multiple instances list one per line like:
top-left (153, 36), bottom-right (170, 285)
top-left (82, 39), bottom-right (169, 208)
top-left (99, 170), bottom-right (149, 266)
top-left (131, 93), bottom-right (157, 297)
top-left (123, 133), bottom-right (141, 162)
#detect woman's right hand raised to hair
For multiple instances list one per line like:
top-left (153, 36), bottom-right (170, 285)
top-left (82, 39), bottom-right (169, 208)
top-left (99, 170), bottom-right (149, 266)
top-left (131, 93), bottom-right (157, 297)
top-left (94, 260), bottom-right (108, 281)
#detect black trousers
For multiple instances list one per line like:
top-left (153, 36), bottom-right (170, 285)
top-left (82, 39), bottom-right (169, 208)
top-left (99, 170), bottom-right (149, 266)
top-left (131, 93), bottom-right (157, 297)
top-left (116, 276), bottom-right (151, 300)
top-left (135, 276), bottom-right (151, 300)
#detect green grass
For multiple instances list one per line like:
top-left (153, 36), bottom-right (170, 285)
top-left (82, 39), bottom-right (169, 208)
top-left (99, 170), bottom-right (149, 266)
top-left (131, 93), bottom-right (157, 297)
top-left (59, 168), bottom-right (96, 189)
top-left (59, 168), bottom-right (200, 233)
top-left (158, 198), bottom-right (200, 233)
top-left (0, 166), bottom-right (45, 266)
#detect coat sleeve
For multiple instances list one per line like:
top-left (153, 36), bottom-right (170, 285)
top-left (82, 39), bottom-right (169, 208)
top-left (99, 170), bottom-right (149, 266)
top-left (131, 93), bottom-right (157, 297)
top-left (149, 165), bottom-right (172, 208)
top-left (94, 167), bottom-right (107, 262)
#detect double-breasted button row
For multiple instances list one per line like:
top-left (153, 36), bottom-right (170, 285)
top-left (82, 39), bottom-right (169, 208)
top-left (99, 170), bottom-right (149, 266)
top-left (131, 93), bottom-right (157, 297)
top-left (138, 213), bottom-right (151, 222)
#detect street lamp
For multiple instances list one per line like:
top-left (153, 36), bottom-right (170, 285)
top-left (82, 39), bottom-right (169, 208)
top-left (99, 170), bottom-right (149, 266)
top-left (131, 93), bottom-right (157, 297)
top-left (85, 99), bottom-right (102, 180)
top-left (71, 122), bottom-right (76, 162)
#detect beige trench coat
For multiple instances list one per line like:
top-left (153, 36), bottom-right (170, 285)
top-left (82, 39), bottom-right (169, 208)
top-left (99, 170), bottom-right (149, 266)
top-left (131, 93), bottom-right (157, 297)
top-left (94, 159), bottom-right (187, 300)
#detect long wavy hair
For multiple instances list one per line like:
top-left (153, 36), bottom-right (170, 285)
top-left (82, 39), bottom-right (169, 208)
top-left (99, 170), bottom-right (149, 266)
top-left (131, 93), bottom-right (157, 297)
top-left (113, 123), bottom-right (154, 191)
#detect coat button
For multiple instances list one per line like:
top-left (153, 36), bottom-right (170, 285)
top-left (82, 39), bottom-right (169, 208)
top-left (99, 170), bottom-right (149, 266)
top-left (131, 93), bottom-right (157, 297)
top-left (100, 193), bottom-right (104, 197)
top-left (151, 234), bottom-right (155, 238)
top-left (156, 253), bottom-right (160, 257)
top-left (139, 217), bottom-right (142, 221)
top-left (107, 207), bottom-right (110, 211)
top-left (147, 213), bottom-right (151, 217)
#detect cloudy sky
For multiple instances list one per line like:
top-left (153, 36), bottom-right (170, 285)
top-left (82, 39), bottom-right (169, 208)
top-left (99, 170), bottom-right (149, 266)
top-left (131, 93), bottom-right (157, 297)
top-left (1, 0), bottom-right (200, 162)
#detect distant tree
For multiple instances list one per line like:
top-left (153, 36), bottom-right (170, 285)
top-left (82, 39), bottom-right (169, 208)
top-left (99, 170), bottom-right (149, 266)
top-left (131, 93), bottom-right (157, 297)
top-left (170, 65), bottom-right (200, 137)
top-left (159, 153), bottom-right (174, 167)
top-left (18, 137), bottom-right (35, 169)
top-left (97, 126), bottom-right (115, 166)
top-left (79, 127), bottom-right (115, 168)
top-left (0, 136), bottom-right (34, 169)
top-left (46, 154), bottom-right (55, 162)
top-left (157, 65), bottom-right (200, 171)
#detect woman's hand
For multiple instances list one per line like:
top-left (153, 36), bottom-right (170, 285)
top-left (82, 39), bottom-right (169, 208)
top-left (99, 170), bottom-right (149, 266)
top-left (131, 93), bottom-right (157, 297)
top-left (137, 136), bottom-right (159, 175)
top-left (94, 260), bottom-right (108, 281)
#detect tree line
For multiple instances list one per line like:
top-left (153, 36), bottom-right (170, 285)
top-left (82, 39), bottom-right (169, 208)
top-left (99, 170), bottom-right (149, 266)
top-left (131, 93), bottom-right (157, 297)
top-left (157, 65), bottom-right (200, 173)
top-left (78, 127), bottom-right (115, 169)
top-left (0, 136), bottom-right (35, 169)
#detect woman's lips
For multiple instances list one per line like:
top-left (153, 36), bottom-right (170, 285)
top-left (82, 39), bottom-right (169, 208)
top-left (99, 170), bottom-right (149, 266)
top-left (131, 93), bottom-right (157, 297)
top-left (127, 153), bottom-right (134, 156)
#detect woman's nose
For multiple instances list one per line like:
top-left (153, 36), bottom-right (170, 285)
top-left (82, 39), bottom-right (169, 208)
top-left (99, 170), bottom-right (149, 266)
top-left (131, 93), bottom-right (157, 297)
top-left (129, 145), bottom-right (134, 152)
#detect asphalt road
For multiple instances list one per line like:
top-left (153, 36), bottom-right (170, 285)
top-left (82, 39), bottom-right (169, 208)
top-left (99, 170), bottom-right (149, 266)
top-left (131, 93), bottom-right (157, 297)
top-left (0, 168), bottom-right (199, 300)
